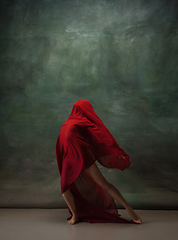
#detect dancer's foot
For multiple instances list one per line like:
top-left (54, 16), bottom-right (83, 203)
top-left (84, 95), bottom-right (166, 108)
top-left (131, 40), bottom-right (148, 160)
top-left (67, 214), bottom-right (79, 225)
top-left (126, 206), bottom-right (142, 224)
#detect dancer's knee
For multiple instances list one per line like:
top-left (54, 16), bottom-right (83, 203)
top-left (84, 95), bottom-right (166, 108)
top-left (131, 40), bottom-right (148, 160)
top-left (62, 188), bottom-right (70, 197)
top-left (101, 181), bottom-right (111, 191)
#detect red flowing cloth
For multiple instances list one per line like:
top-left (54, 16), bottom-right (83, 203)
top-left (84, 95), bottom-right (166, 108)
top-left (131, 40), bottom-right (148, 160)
top-left (56, 100), bottom-right (135, 224)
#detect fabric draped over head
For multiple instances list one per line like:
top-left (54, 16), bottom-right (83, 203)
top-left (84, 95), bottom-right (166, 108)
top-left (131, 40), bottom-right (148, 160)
top-left (69, 100), bottom-right (117, 146)
top-left (56, 100), bottom-right (133, 224)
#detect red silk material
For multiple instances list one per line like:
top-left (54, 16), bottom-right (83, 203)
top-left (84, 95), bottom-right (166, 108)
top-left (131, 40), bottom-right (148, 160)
top-left (56, 100), bottom-right (134, 224)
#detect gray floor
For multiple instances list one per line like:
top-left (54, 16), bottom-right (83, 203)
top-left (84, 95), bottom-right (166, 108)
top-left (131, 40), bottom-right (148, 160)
top-left (0, 209), bottom-right (178, 240)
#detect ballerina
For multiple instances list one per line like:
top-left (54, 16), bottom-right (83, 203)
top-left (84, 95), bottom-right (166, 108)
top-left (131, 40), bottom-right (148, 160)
top-left (56, 100), bottom-right (142, 225)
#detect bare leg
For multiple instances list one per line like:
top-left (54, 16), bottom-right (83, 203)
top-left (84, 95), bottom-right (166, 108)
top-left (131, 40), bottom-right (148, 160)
top-left (85, 163), bottom-right (142, 224)
top-left (62, 189), bottom-right (79, 225)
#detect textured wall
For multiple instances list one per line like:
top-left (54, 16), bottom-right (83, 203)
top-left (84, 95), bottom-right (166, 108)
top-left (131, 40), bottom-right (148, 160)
top-left (0, 0), bottom-right (178, 209)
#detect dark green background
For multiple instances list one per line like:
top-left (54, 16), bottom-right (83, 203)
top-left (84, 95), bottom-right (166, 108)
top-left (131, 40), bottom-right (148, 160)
top-left (0, 0), bottom-right (178, 209)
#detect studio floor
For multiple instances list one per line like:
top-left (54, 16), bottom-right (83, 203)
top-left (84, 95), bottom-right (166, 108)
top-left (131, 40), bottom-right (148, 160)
top-left (0, 209), bottom-right (178, 240)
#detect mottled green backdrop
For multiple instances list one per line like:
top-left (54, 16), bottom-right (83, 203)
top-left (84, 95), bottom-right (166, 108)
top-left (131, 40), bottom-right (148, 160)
top-left (0, 0), bottom-right (178, 209)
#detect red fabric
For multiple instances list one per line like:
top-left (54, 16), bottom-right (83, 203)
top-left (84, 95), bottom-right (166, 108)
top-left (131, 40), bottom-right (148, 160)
top-left (56, 100), bottom-right (135, 224)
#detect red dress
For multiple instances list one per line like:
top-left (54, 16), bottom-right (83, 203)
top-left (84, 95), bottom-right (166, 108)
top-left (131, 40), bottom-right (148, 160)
top-left (56, 100), bottom-right (135, 224)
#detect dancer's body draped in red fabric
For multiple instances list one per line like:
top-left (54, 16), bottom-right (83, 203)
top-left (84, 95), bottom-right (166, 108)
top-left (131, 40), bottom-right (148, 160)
top-left (56, 100), bottom-right (142, 225)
